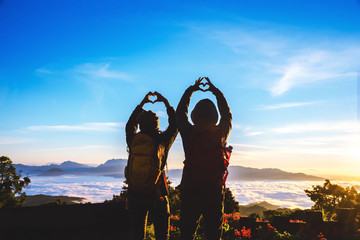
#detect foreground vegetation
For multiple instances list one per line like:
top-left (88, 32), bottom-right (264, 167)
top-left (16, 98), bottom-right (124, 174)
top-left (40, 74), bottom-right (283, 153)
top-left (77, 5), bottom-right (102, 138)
top-left (105, 179), bottom-right (360, 239)
top-left (2, 156), bottom-right (360, 239)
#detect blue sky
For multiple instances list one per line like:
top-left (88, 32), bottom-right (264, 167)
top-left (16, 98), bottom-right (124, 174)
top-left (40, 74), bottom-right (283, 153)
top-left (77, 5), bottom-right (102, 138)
top-left (1, 0), bottom-right (359, 178)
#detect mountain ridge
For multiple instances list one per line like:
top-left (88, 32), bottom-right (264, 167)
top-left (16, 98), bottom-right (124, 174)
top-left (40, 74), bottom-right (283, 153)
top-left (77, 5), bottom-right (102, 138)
top-left (14, 159), bottom-right (323, 181)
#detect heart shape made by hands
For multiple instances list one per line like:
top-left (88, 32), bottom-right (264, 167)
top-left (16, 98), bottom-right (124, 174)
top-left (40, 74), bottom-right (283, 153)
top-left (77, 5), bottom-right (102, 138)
top-left (199, 81), bottom-right (209, 92)
top-left (148, 93), bottom-right (158, 103)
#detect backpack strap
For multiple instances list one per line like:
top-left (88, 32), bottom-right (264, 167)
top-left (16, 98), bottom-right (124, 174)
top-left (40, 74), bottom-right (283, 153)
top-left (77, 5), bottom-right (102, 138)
top-left (153, 133), bottom-right (169, 196)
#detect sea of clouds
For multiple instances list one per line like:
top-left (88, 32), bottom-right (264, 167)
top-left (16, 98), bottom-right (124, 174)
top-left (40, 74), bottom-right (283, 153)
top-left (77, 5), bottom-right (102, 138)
top-left (24, 175), bottom-right (360, 209)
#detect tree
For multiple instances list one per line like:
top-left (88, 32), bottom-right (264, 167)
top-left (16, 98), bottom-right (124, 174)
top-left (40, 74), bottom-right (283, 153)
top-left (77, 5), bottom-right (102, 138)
top-left (104, 180), bottom-right (128, 207)
top-left (304, 179), bottom-right (360, 220)
top-left (0, 156), bottom-right (31, 208)
top-left (168, 180), bottom-right (181, 215)
top-left (223, 187), bottom-right (240, 214)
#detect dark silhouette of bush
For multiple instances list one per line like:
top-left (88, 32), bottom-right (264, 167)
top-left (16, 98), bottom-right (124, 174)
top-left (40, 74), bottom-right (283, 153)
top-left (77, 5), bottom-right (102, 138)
top-left (0, 156), bottom-right (30, 208)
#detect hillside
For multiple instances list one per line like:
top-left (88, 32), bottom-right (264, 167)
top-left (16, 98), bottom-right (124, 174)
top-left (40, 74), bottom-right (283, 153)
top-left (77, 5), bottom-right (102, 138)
top-left (24, 194), bottom-right (86, 207)
top-left (239, 201), bottom-right (282, 216)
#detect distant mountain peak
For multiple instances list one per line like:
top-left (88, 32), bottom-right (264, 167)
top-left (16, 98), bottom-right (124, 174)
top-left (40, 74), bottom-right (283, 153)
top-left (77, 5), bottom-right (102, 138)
top-left (59, 161), bottom-right (90, 169)
top-left (96, 158), bottom-right (127, 168)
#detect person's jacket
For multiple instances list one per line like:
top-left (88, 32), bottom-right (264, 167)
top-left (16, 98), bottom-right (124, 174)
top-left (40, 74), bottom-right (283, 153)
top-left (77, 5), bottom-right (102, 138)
top-left (176, 86), bottom-right (232, 188)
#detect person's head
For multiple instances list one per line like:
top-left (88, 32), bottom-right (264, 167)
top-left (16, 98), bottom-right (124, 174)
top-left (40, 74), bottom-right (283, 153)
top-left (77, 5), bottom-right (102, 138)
top-left (138, 110), bottom-right (159, 133)
top-left (191, 99), bottom-right (218, 127)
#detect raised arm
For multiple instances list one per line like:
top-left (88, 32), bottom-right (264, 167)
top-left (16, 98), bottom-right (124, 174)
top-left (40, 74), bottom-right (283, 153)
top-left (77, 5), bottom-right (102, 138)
top-left (154, 91), bottom-right (178, 146)
top-left (176, 78), bottom-right (204, 142)
top-left (204, 77), bottom-right (232, 141)
top-left (125, 92), bottom-right (152, 146)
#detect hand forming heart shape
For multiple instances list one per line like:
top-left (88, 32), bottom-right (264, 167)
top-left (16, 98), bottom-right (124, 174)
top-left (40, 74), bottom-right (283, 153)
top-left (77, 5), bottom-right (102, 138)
top-left (199, 80), bottom-right (209, 92)
top-left (148, 92), bottom-right (158, 103)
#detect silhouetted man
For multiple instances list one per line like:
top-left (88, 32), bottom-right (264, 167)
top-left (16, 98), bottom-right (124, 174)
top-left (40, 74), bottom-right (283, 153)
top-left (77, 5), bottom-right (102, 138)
top-left (176, 77), bottom-right (232, 240)
top-left (125, 91), bottom-right (178, 240)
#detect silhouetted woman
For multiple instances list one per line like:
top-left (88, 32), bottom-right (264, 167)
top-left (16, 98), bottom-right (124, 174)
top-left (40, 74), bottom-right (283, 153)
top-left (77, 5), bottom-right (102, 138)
top-left (176, 77), bottom-right (232, 240)
top-left (125, 91), bottom-right (178, 240)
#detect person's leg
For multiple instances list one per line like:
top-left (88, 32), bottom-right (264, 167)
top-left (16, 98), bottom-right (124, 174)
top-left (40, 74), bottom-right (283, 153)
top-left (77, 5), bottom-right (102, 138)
top-left (151, 196), bottom-right (170, 240)
top-left (202, 189), bottom-right (224, 240)
top-left (128, 193), bottom-right (150, 240)
top-left (180, 190), bottom-right (202, 240)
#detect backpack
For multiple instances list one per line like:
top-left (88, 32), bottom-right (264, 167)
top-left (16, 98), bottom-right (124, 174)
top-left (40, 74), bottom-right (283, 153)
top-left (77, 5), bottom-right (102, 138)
top-left (183, 125), bottom-right (232, 187)
top-left (125, 133), bottom-right (165, 194)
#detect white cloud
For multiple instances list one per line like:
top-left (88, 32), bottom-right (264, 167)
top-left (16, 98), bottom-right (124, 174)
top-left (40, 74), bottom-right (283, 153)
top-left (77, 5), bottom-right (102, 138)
top-left (231, 143), bottom-right (274, 150)
top-left (26, 122), bottom-right (124, 132)
top-left (244, 131), bottom-right (264, 136)
top-left (25, 176), bottom-right (125, 203)
top-left (258, 101), bottom-right (322, 110)
top-left (37, 63), bottom-right (133, 81)
top-left (272, 120), bottom-right (359, 134)
top-left (155, 111), bottom-right (167, 118)
top-left (73, 63), bottom-right (132, 81)
top-left (35, 62), bottom-right (134, 103)
top-left (29, 145), bottom-right (114, 153)
top-left (212, 27), bottom-right (287, 56)
top-left (227, 181), bottom-right (318, 209)
top-left (270, 49), bottom-right (359, 96)
top-left (236, 125), bottom-right (264, 137)
top-left (231, 123), bottom-right (243, 130)
top-left (35, 67), bottom-right (54, 74)
top-left (0, 137), bottom-right (34, 145)
top-left (73, 63), bottom-right (134, 103)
